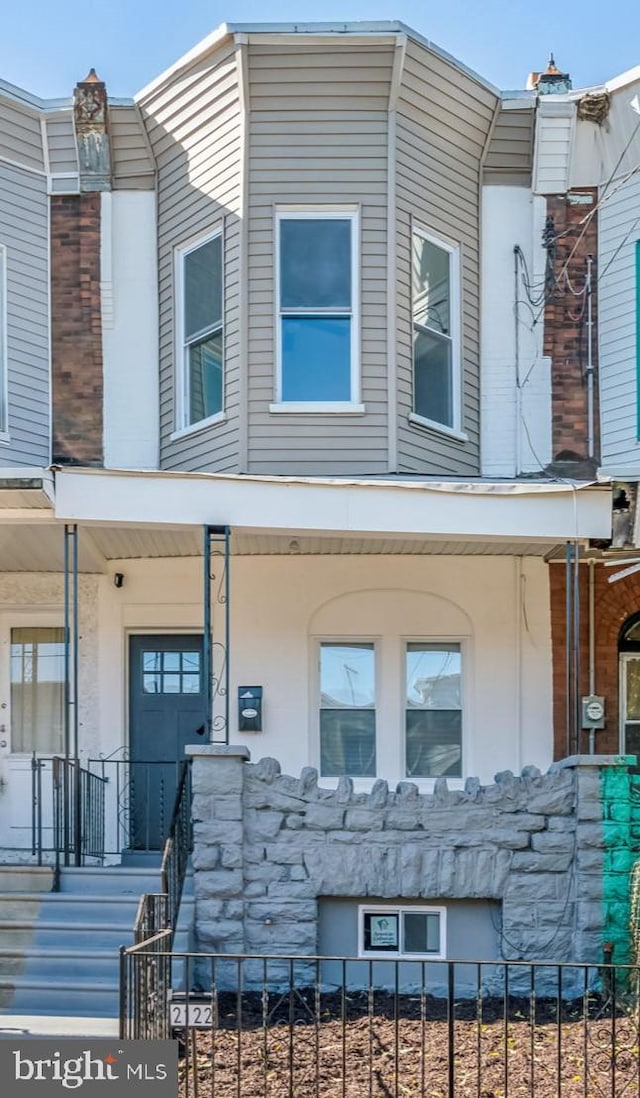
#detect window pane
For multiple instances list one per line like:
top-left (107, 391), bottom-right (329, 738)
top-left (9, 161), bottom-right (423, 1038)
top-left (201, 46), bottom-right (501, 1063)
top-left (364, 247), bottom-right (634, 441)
top-left (404, 912), bottom-right (440, 954)
top-left (363, 912), bottom-right (399, 952)
top-left (320, 710), bottom-right (376, 777)
top-left (281, 317), bottom-right (351, 402)
top-left (143, 674), bottom-right (160, 694)
top-left (406, 710), bottom-right (462, 778)
top-left (188, 331), bottom-right (223, 424)
top-left (414, 328), bottom-right (453, 427)
top-left (143, 652), bottom-right (161, 672)
top-left (11, 627), bottom-right (65, 753)
top-left (184, 236), bottom-right (222, 340)
top-left (321, 643), bottom-right (375, 708)
top-left (163, 674), bottom-right (181, 694)
top-left (182, 652), bottom-right (201, 671)
top-left (163, 653), bottom-right (180, 671)
top-left (182, 674), bottom-right (201, 694)
top-left (406, 644), bottom-right (461, 709)
top-left (413, 236), bottom-right (450, 334)
top-left (280, 219), bottom-right (351, 309)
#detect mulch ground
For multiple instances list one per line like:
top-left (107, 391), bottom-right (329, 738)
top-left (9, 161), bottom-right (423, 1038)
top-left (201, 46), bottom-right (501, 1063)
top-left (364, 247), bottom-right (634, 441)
top-left (176, 992), bottom-right (640, 1097)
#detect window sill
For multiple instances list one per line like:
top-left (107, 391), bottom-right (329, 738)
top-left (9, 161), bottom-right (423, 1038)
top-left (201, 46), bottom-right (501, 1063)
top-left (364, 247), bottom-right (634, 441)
top-left (170, 412), bottom-right (227, 442)
top-left (408, 413), bottom-right (468, 444)
top-left (269, 402), bottom-right (366, 415)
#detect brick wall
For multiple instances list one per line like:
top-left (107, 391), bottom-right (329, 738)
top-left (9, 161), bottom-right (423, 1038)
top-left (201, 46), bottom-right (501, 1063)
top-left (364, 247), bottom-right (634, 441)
top-left (543, 190), bottom-right (599, 467)
top-left (51, 193), bottom-right (103, 465)
top-left (550, 561), bottom-right (640, 758)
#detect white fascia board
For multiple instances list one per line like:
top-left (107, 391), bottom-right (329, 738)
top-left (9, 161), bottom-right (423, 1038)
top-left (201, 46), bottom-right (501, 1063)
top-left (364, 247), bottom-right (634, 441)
top-left (53, 470), bottom-right (612, 543)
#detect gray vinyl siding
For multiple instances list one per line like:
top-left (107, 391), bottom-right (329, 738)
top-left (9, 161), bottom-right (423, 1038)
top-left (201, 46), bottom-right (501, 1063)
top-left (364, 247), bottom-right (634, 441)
top-left (483, 107), bottom-right (534, 185)
top-left (110, 106), bottom-right (155, 191)
top-left (0, 162), bottom-right (49, 466)
top-left (0, 99), bottom-right (44, 172)
top-left (140, 42), bottom-right (242, 472)
top-left (246, 42), bottom-right (393, 476)
top-left (396, 40), bottom-right (497, 475)
top-left (598, 168), bottom-right (640, 471)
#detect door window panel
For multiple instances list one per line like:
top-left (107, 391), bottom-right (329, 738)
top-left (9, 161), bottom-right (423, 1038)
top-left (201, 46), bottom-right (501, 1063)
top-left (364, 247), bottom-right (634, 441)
top-left (142, 650), bottom-right (202, 695)
top-left (11, 627), bottom-right (65, 753)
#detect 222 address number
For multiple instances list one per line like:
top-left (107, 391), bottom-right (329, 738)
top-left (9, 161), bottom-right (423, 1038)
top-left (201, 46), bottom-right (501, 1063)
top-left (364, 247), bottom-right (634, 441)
top-left (169, 1001), bottom-right (213, 1028)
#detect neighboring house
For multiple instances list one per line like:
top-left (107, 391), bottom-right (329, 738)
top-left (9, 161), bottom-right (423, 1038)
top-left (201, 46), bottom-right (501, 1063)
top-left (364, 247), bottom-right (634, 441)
top-left (0, 24), bottom-right (624, 1010)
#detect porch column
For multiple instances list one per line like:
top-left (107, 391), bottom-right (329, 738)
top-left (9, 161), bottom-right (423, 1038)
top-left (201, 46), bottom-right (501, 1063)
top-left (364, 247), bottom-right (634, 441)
top-left (203, 525), bottom-right (231, 743)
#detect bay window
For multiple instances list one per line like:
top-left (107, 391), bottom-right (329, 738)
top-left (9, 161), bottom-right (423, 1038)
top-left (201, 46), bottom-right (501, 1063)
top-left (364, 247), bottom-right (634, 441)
top-left (412, 227), bottom-right (460, 432)
top-left (275, 209), bottom-right (359, 409)
top-left (176, 230), bottom-right (223, 430)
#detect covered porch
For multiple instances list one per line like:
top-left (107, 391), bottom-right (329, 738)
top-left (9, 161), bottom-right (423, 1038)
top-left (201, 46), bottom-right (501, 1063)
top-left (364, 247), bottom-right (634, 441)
top-left (0, 467), bottom-right (612, 864)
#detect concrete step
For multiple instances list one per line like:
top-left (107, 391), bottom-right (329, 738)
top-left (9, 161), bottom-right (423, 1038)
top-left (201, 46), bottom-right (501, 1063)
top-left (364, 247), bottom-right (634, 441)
top-left (0, 949), bottom-right (122, 980)
top-left (0, 923), bottom-right (133, 950)
top-left (1, 979), bottom-right (119, 1018)
top-left (57, 866), bottom-right (161, 895)
top-left (0, 867), bottom-right (54, 894)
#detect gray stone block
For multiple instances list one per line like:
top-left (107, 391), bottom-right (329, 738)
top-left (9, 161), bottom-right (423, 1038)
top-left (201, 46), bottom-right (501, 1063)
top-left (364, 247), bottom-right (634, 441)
top-left (505, 873), bottom-right (565, 902)
top-left (245, 809), bottom-right (284, 840)
top-left (192, 844), bottom-right (220, 872)
top-left (252, 757), bottom-right (282, 782)
top-left (196, 869), bottom-right (243, 897)
top-left (264, 837), bottom-right (307, 864)
top-left (304, 803), bottom-right (345, 830)
top-left (194, 820), bottom-right (243, 845)
top-left (300, 767), bottom-right (318, 793)
top-left (336, 776), bottom-right (354, 803)
top-left (248, 900), bottom-right (317, 923)
top-left (212, 796), bottom-right (244, 821)
top-left (266, 881), bottom-right (317, 899)
top-left (575, 823), bottom-right (604, 848)
top-left (192, 756), bottom-right (244, 795)
top-left (575, 848), bottom-right (603, 871)
top-left (386, 808), bottom-right (422, 831)
top-left (575, 902), bottom-right (603, 931)
top-left (344, 808), bottom-right (384, 831)
top-left (246, 921), bottom-right (316, 951)
top-left (511, 850), bottom-right (574, 873)
top-left (370, 780), bottom-right (389, 808)
top-left (244, 881), bottom-right (267, 898)
top-left (198, 919), bottom-right (243, 943)
top-left (221, 845), bottom-right (243, 869)
top-left (531, 831), bottom-right (575, 854)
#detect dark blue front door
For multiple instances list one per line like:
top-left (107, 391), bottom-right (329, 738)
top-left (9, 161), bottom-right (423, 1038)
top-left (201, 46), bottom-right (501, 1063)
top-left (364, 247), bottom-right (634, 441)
top-left (129, 634), bottom-right (205, 848)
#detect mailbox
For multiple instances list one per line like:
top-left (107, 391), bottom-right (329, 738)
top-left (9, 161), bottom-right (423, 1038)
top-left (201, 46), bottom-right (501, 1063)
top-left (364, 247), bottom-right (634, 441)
top-left (238, 686), bottom-right (263, 732)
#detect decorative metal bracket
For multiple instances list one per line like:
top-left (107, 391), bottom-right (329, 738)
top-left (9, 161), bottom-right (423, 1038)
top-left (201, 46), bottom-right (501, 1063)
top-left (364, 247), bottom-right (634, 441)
top-left (203, 526), bottom-right (231, 743)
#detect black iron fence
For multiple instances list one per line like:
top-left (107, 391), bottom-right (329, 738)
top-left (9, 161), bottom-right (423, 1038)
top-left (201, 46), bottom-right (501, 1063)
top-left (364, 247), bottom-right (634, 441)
top-left (31, 755), bottom-right (187, 864)
top-left (160, 760), bottom-right (192, 944)
top-left (32, 754), bottom-right (107, 868)
top-left (120, 950), bottom-right (640, 1097)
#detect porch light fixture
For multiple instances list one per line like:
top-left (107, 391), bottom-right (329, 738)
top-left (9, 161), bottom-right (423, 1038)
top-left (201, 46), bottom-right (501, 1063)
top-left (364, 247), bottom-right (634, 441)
top-left (113, 572), bottom-right (125, 588)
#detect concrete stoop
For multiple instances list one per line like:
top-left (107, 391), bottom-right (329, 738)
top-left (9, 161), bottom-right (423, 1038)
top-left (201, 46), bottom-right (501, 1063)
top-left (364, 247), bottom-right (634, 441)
top-left (0, 864), bottom-right (195, 1019)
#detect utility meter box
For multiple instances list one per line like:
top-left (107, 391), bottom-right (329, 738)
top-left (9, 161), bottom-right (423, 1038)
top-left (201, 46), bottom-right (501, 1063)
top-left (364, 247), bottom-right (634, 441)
top-left (238, 686), bottom-right (263, 732)
top-left (581, 695), bottom-right (605, 730)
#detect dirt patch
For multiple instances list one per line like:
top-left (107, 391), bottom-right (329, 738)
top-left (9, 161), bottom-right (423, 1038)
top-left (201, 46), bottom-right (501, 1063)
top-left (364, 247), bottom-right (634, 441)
top-left (176, 992), bottom-right (640, 1097)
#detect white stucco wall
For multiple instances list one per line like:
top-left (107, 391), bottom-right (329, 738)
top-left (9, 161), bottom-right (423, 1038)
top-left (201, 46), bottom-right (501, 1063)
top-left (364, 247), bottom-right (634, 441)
top-left (101, 191), bottom-right (159, 470)
top-left (97, 553), bottom-right (553, 790)
top-left (0, 552), bottom-right (554, 849)
top-left (481, 186), bottom-right (551, 477)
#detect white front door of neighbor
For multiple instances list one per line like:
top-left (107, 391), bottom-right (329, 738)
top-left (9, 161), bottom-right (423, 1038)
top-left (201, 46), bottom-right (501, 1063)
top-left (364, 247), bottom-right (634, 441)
top-left (0, 614), bottom-right (65, 852)
top-left (620, 653), bottom-right (640, 756)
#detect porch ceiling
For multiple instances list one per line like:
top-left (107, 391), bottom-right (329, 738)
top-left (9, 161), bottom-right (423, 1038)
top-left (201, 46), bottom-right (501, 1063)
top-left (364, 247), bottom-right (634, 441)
top-left (0, 522), bottom-right (578, 571)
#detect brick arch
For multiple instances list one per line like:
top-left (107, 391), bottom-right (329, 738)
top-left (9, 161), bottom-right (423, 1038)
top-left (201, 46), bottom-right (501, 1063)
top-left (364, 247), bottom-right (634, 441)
top-left (550, 564), bottom-right (640, 759)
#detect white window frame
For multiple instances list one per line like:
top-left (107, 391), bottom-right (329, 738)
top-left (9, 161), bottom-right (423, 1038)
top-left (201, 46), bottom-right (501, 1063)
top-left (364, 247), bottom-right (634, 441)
top-left (272, 206), bottom-right (362, 413)
top-left (0, 245), bottom-right (8, 439)
top-left (173, 227), bottom-right (225, 437)
top-left (410, 224), bottom-right (462, 437)
top-left (403, 639), bottom-right (464, 781)
top-left (357, 904), bottom-right (447, 960)
top-left (316, 637), bottom-right (378, 779)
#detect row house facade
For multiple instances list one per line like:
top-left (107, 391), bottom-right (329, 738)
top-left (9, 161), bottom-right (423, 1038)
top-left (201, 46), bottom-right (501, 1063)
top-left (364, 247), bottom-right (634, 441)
top-left (0, 22), bottom-right (633, 1014)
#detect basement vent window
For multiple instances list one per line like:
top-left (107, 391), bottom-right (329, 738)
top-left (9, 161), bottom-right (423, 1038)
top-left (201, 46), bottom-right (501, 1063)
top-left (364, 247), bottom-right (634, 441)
top-left (358, 905), bottom-right (446, 960)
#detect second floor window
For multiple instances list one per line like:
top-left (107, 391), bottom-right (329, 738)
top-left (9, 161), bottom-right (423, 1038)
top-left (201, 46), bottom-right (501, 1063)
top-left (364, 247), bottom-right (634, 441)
top-left (277, 209), bottom-right (359, 406)
top-left (177, 230), bottom-right (223, 430)
top-left (412, 228), bottom-right (460, 432)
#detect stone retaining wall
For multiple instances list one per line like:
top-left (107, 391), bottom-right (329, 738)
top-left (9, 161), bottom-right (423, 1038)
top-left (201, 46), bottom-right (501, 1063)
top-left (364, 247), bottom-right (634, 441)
top-left (188, 748), bottom-right (633, 965)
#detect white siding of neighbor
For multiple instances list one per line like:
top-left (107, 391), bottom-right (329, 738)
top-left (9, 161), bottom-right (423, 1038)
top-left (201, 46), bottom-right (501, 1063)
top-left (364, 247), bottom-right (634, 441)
top-left (532, 100), bottom-right (575, 195)
top-left (396, 40), bottom-right (497, 475)
top-left (598, 168), bottom-right (640, 474)
top-left (571, 78), bottom-right (640, 189)
top-left (0, 161), bottom-right (49, 466)
top-left (246, 41), bottom-right (393, 476)
top-left (481, 187), bottom-right (551, 477)
top-left (139, 41), bottom-right (242, 473)
top-left (102, 191), bottom-right (159, 469)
